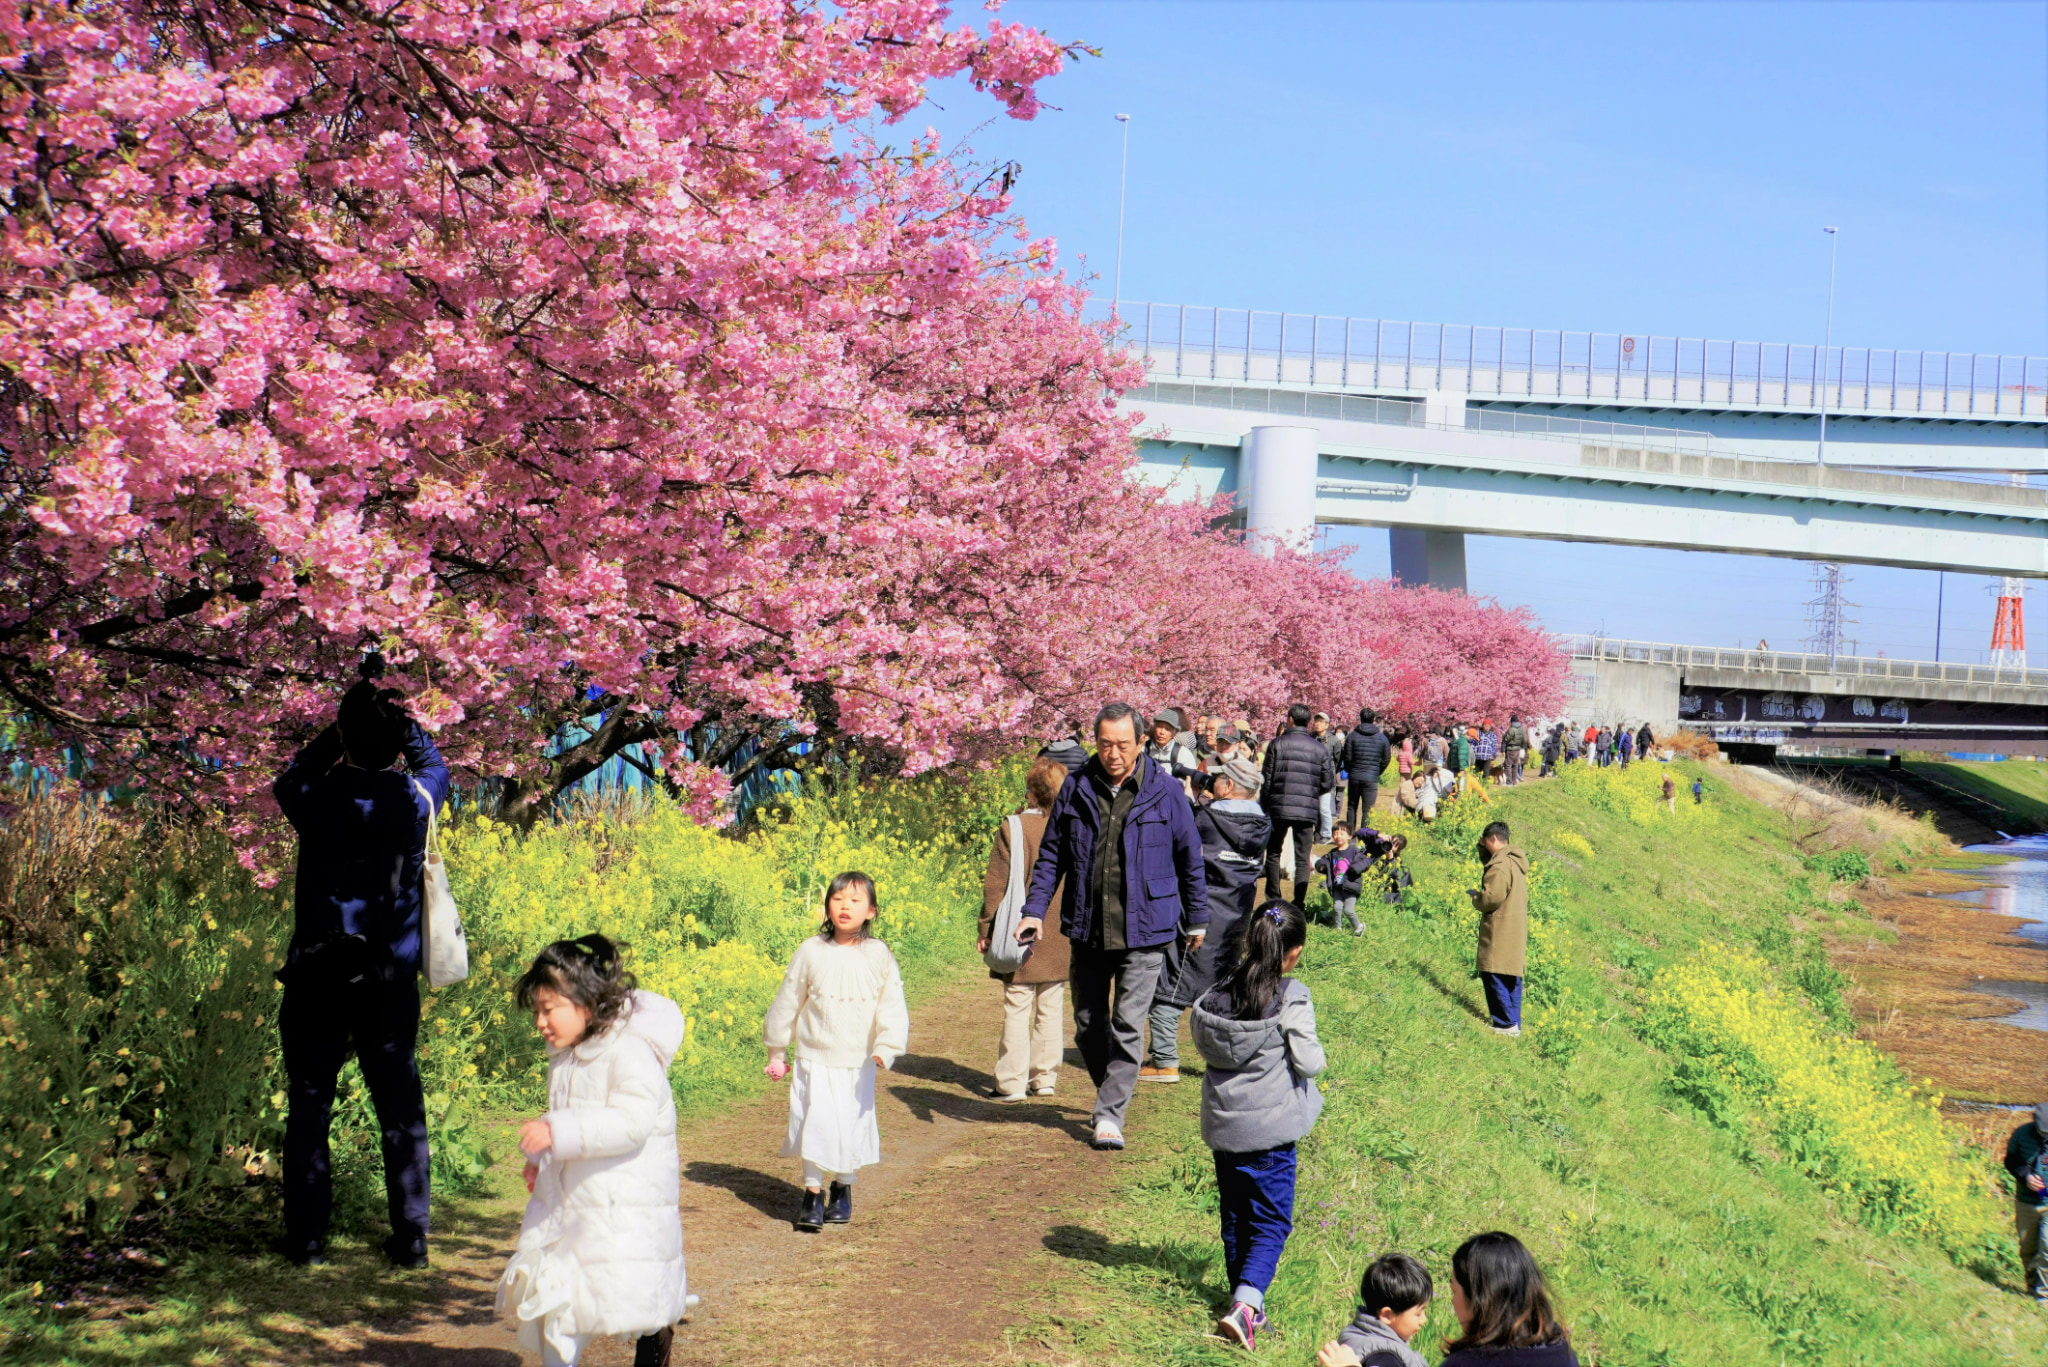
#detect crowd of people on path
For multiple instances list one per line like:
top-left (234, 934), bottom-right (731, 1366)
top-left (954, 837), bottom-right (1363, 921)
top-left (985, 701), bottom-right (1545, 1349)
top-left (262, 659), bottom-right (2042, 1367)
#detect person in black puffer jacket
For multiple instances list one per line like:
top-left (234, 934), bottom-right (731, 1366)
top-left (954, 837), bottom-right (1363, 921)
top-left (1143, 757), bottom-right (1272, 1085)
top-left (1260, 705), bottom-right (1336, 905)
top-left (1342, 710), bottom-right (1391, 829)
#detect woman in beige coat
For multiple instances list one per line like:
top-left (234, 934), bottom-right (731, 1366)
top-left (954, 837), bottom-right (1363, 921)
top-left (1468, 820), bottom-right (1529, 1036)
top-left (977, 757), bottom-right (1072, 1101)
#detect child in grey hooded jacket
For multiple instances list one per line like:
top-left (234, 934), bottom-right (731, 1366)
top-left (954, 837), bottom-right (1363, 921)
top-left (1191, 900), bottom-right (1326, 1352)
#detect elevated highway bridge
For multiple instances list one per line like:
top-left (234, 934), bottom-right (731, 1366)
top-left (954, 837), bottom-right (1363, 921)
top-left (1113, 301), bottom-right (2047, 591)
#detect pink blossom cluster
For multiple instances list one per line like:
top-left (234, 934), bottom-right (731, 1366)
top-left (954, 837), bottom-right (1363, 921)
top-left (0, 0), bottom-right (1564, 852)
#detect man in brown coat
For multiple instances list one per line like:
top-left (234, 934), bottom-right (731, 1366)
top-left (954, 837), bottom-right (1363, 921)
top-left (1468, 819), bottom-right (1529, 1037)
top-left (977, 757), bottom-right (1072, 1100)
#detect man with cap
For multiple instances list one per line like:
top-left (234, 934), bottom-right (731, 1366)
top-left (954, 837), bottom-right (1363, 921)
top-left (2007, 1102), bottom-right (2048, 1301)
top-left (1310, 711), bottom-right (1340, 842)
top-left (1145, 710), bottom-right (1200, 793)
top-left (1140, 757), bottom-right (1272, 1084)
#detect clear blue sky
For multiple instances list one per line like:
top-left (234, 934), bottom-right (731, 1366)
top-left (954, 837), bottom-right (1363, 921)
top-left (927, 0), bottom-right (2048, 660)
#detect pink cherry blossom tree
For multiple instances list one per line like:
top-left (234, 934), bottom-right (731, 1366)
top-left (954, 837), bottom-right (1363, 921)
top-left (0, 0), bottom-right (1565, 838)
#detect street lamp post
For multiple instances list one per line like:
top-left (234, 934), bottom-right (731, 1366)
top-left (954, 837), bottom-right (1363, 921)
top-left (1113, 113), bottom-right (1130, 321)
top-left (1818, 225), bottom-right (1838, 465)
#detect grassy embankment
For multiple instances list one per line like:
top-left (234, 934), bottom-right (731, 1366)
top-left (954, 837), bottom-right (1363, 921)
top-left (1022, 762), bottom-right (2047, 1367)
top-left (1905, 759), bottom-right (2048, 832)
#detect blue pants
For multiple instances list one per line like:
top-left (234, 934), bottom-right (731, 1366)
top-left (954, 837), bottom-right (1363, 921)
top-left (281, 977), bottom-right (431, 1246)
top-left (1481, 972), bottom-right (1523, 1029)
top-left (1214, 1144), bottom-right (1297, 1310)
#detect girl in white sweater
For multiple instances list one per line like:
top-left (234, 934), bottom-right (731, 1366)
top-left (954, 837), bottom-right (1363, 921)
top-left (763, 871), bottom-right (910, 1231)
top-left (497, 935), bottom-right (690, 1367)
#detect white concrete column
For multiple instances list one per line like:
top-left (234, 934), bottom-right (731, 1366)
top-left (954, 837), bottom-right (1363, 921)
top-left (1241, 425), bottom-right (1319, 557)
top-left (1390, 528), bottom-right (1468, 591)
top-left (1424, 389), bottom-right (1467, 430)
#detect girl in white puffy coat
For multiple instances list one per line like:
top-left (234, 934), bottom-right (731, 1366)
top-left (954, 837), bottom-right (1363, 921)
top-left (497, 935), bottom-right (690, 1367)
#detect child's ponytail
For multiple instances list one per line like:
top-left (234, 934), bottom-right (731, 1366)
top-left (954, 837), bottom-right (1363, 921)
top-left (1220, 900), bottom-right (1307, 1021)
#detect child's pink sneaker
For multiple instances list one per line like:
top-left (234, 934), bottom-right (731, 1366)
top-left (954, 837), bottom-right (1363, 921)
top-left (1216, 1301), bottom-right (1266, 1350)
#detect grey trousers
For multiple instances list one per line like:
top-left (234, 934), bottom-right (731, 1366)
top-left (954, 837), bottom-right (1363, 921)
top-left (1070, 943), bottom-right (1167, 1131)
top-left (1145, 997), bottom-right (1184, 1070)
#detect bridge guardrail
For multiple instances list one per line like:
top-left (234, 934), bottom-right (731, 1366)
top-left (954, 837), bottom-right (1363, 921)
top-left (1096, 301), bottom-right (2047, 420)
top-left (1565, 635), bottom-right (2047, 689)
top-left (1130, 382), bottom-right (1717, 457)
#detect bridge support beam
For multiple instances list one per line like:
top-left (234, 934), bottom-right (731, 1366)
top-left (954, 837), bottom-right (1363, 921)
top-left (1390, 528), bottom-right (1468, 592)
top-left (1241, 425), bottom-right (1319, 556)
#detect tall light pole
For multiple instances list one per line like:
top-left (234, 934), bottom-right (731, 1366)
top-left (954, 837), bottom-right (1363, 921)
top-left (1817, 225), bottom-right (1838, 465)
top-left (1113, 112), bottom-right (1130, 320)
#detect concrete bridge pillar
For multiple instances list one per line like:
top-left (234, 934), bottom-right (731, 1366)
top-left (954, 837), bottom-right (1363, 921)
top-left (1242, 425), bottom-right (1319, 556)
top-left (1390, 529), bottom-right (1468, 592)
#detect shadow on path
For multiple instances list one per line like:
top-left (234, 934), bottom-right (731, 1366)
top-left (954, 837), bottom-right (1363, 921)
top-left (683, 1161), bottom-right (806, 1224)
top-left (886, 1084), bottom-right (1093, 1140)
top-left (1041, 1223), bottom-right (1219, 1307)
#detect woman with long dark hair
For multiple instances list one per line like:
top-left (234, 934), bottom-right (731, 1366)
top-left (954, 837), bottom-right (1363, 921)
top-left (1440, 1231), bottom-right (1578, 1367)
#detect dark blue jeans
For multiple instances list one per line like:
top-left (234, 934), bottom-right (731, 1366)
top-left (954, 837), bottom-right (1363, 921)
top-left (1481, 971), bottom-right (1523, 1029)
top-left (281, 977), bottom-right (431, 1247)
top-left (1214, 1143), bottom-right (1297, 1311)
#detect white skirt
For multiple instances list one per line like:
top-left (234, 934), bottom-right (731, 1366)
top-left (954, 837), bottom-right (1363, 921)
top-left (781, 1057), bottom-right (880, 1175)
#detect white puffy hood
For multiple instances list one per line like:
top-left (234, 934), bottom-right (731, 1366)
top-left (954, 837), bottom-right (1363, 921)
top-left (619, 989), bottom-right (685, 1069)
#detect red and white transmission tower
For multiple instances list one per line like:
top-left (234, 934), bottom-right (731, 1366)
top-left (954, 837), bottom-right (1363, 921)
top-left (1989, 578), bottom-right (2027, 671)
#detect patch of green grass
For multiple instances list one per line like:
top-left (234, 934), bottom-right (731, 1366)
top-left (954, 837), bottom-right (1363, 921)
top-left (1907, 759), bottom-right (2048, 831)
top-left (1025, 769), bottom-right (2047, 1366)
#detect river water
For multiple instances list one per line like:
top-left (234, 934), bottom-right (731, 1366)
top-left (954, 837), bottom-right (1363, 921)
top-left (1957, 833), bottom-right (2048, 1032)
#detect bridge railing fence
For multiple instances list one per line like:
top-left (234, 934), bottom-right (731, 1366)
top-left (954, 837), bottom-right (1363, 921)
top-left (1093, 302), bottom-right (2047, 419)
top-left (1563, 635), bottom-right (2048, 689)
top-left (1130, 381), bottom-right (1718, 458)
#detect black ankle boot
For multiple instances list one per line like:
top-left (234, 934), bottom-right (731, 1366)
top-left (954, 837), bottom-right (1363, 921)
top-left (382, 1233), bottom-right (428, 1269)
top-left (824, 1181), bottom-right (852, 1224)
top-left (795, 1187), bottom-right (826, 1231)
top-left (632, 1326), bottom-right (674, 1367)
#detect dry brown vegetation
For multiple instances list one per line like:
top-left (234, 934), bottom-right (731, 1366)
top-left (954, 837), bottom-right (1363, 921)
top-left (0, 784), bottom-right (132, 949)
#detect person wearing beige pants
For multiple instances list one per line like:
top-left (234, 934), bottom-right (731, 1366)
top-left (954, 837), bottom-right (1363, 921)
top-left (978, 758), bottom-right (1073, 1101)
top-left (997, 978), bottom-right (1066, 1097)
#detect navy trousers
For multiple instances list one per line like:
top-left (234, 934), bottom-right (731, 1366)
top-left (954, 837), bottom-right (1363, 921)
top-left (280, 977), bottom-right (431, 1246)
top-left (1214, 1143), bottom-right (1297, 1310)
top-left (1481, 971), bottom-right (1524, 1029)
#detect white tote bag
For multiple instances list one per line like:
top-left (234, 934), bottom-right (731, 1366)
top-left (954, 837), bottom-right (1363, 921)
top-left (981, 814), bottom-right (1034, 975)
top-left (413, 779), bottom-right (469, 988)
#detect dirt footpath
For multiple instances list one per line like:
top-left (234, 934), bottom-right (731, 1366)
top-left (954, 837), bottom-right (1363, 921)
top-left (308, 963), bottom-right (1133, 1367)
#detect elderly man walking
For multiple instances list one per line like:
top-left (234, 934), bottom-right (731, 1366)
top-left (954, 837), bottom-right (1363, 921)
top-left (1260, 705), bottom-right (1337, 907)
top-left (1021, 703), bottom-right (1208, 1151)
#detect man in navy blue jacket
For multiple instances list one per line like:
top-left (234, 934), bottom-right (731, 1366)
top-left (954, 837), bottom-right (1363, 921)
top-left (1019, 703), bottom-right (1207, 1151)
top-left (272, 663), bottom-right (452, 1268)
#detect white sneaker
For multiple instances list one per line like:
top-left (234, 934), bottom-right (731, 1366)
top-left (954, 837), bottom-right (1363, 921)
top-left (1491, 1024), bottom-right (1522, 1037)
top-left (1092, 1121), bottom-right (1126, 1150)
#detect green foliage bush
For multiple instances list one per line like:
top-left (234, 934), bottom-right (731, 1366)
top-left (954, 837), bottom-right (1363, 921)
top-left (0, 761), bottom-right (1023, 1255)
top-left (1805, 849), bottom-right (1873, 883)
